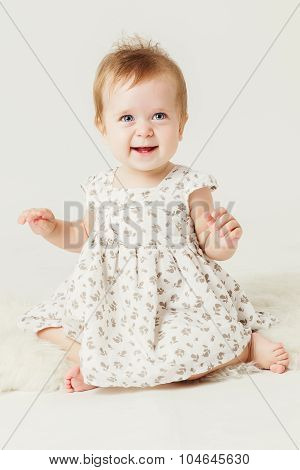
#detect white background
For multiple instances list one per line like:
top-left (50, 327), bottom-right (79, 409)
top-left (1, 0), bottom-right (299, 299)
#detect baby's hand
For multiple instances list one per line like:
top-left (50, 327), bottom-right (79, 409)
top-left (17, 208), bottom-right (57, 236)
top-left (203, 207), bottom-right (243, 249)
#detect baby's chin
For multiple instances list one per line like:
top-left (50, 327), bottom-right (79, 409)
top-left (123, 159), bottom-right (174, 175)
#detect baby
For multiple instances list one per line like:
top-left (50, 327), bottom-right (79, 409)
top-left (17, 35), bottom-right (289, 393)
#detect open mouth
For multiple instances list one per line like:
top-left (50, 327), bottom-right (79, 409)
top-left (131, 146), bottom-right (158, 154)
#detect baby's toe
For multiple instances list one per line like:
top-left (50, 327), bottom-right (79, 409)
top-left (276, 358), bottom-right (289, 366)
top-left (270, 363), bottom-right (286, 373)
top-left (65, 365), bottom-right (80, 382)
top-left (275, 351), bottom-right (289, 360)
top-left (65, 382), bottom-right (74, 392)
top-left (64, 376), bottom-right (74, 391)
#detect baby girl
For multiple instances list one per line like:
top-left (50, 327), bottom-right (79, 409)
top-left (17, 35), bottom-right (290, 392)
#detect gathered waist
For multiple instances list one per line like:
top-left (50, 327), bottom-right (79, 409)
top-left (87, 231), bottom-right (202, 252)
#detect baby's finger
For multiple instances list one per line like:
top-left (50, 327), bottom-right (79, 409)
top-left (36, 208), bottom-right (54, 220)
top-left (28, 217), bottom-right (43, 224)
top-left (19, 209), bottom-right (36, 222)
top-left (36, 220), bottom-right (52, 230)
top-left (27, 209), bottom-right (53, 223)
top-left (215, 213), bottom-right (234, 232)
top-left (219, 220), bottom-right (239, 237)
top-left (19, 208), bottom-right (52, 224)
top-left (203, 212), bottom-right (215, 224)
top-left (18, 209), bottom-right (32, 224)
top-left (224, 227), bottom-right (243, 241)
top-left (27, 210), bottom-right (44, 223)
top-left (230, 227), bottom-right (243, 240)
top-left (205, 209), bottom-right (228, 231)
top-left (211, 207), bottom-right (228, 221)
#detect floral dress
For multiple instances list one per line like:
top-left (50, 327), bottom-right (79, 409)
top-left (17, 164), bottom-right (279, 387)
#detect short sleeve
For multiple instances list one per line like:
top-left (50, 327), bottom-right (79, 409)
top-left (80, 175), bottom-right (97, 195)
top-left (185, 170), bottom-right (218, 196)
top-left (181, 169), bottom-right (218, 210)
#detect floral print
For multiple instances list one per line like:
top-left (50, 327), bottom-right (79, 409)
top-left (16, 164), bottom-right (279, 387)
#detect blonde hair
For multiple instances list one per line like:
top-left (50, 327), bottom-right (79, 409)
top-left (93, 34), bottom-right (188, 136)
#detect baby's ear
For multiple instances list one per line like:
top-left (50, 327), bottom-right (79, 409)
top-left (95, 117), bottom-right (106, 137)
top-left (179, 114), bottom-right (188, 140)
top-left (96, 123), bottom-right (105, 136)
top-left (98, 128), bottom-right (109, 148)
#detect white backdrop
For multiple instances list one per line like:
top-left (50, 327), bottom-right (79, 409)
top-left (1, 0), bottom-right (299, 299)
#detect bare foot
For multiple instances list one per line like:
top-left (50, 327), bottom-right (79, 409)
top-left (247, 332), bottom-right (289, 374)
top-left (64, 365), bottom-right (98, 393)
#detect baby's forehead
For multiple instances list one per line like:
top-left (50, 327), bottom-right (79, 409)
top-left (103, 73), bottom-right (177, 111)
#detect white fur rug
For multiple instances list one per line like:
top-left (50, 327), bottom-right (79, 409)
top-left (1, 272), bottom-right (299, 392)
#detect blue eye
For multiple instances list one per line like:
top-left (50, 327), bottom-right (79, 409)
top-left (153, 112), bottom-right (167, 120)
top-left (120, 112), bottom-right (167, 123)
top-left (120, 115), bottom-right (134, 123)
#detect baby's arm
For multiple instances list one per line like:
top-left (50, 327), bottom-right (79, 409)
top-left (189, 188), bottom-right (238, 261)
top-left (17, 208), bottom-right (89, 253)
top-left (42, 218), bottom-right (88, 253)
top-left (189, 187), bottom-right (213, 253)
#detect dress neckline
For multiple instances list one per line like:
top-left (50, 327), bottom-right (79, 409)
top-left (109, 164), bottom-right (180, 192)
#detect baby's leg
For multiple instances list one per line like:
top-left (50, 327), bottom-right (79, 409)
top-left (37, 327), bottom-right (80, 363)
top-left (36, 327), bottom-right (96, 393)
top-left (187, 340), bottom-right (250, 381)
top-left (186, 331), bottom-right (289, 381)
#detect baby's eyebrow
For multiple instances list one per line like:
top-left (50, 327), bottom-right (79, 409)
top-left (114, 109), bottom-right (131, 116)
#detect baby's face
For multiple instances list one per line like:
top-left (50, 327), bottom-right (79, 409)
top-left (99, 73), bottom-right (186, 171)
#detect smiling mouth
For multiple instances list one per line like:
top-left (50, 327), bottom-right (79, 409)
top-left (131, 146), bottom-right (158, 153)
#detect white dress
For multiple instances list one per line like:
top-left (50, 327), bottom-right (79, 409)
top-left (17, 164), bottom-right (279, 387)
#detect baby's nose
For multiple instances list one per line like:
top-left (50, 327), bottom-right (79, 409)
top-left (136, 124), bottom-right (154, 137)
